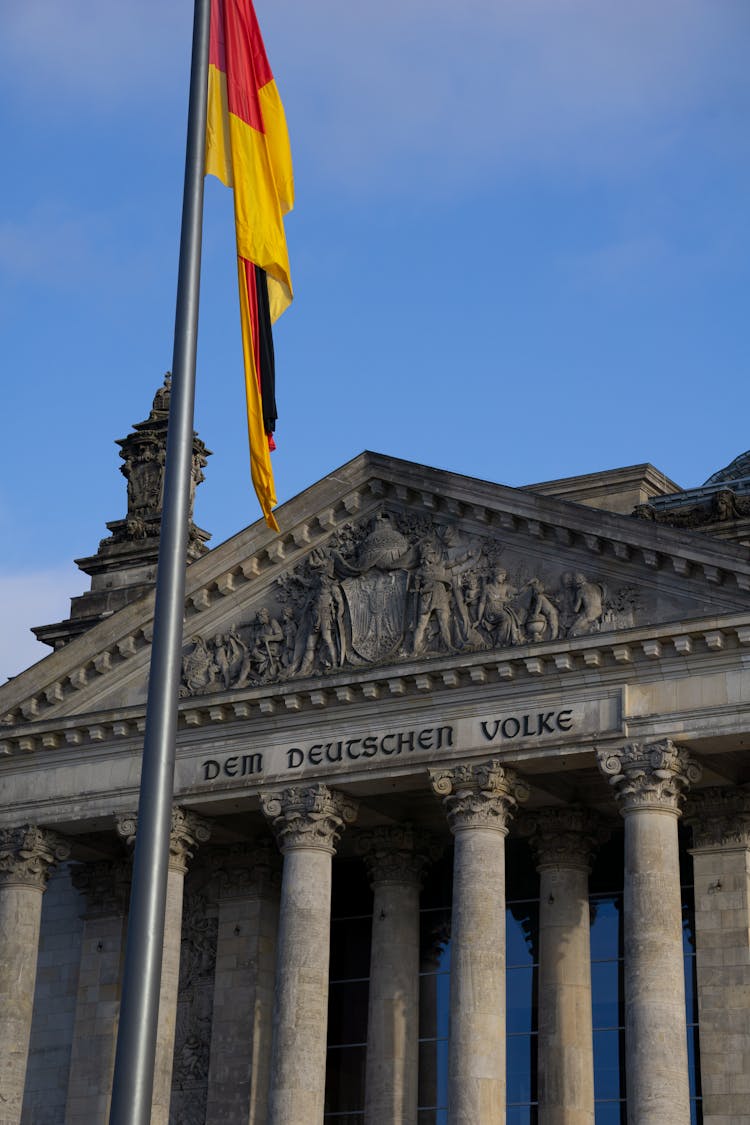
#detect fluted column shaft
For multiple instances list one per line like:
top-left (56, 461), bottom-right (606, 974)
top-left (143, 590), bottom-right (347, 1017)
top-left (117, 806), bottom-right (210, 1125)
top-left (686, 787), bottom-right (750, 1124)
top-left (205, 842), bottom-right (280, 1125)
top-left (64, 861), bottom-right (131, 1125)
top-left (0, 825), bottom-right (69, 1125)
top-left (523, 808), bottom-right (605, 1125)
top-left (358, 826), bottom-right (438, 1125)
top-left (430, 760), bottom-right (528, 1125)
top-left (599, 740), bottom-right (701, 1125)
top-left (261, 785), bottom-right (358, 1125)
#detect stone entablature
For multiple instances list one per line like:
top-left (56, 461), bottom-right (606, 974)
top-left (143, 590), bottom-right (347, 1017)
top-left (3, 610), bottom-right (750, 760)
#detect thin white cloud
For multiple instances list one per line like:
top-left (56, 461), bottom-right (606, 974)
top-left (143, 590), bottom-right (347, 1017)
top-left (0, 567), bottom-right (83, 685)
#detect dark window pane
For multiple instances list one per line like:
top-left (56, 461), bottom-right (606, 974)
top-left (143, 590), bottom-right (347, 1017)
top-left (330, 916), bottom-right (372, 981)
top-left (324, 1044), bottom-right (366, 1114)
top-left (418, 1111), bottom-right (448, 1125)
top-left (594, 1101), bottom-right (626, 1124)
top-left (507, 903), bottom-right (539, 967)
top-left (688, 1027), bottom-right (702, 1100)
top-left (591, 959), bottom-right (621, 1030)
top-left (590, 897), bottom-right (622, 961)
top-left (418, 1037), bottom-right (449, 1110)
top-left (507, 1034), bottom-right (535, 1104)
top-left (593, 1030), bottom-right (624, 1102)
top-left (684, 955), bottom-right (696, 1022)
top-left (507, 1105), bottom-right (537, 1125)
top-left (327, 980), bottom-right (368, 1047)
top-left (507, 966), bottom-right (536, 1034)
top-left (419, 970), bottom-right (450, 1040)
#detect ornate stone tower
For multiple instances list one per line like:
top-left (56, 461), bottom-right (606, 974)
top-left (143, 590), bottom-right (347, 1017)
top-left (34, 375), bottom-right (211, 648)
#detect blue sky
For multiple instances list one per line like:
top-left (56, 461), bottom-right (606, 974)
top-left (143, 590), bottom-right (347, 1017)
top-left (1, 0), bottom-right (749, 681)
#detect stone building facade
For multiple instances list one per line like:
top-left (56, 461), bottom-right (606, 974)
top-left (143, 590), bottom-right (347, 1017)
top-left (2, 387), bottom-right (750, 1124)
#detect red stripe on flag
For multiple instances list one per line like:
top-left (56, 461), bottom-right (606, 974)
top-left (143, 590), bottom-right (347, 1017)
top-left (221, 0), bottom-right (274, 133)
top-left (209, 0), bottom-right (226, 70)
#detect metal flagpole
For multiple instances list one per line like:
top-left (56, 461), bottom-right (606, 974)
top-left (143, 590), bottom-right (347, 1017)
top-left (109, 1), bottom-right (211, 1121)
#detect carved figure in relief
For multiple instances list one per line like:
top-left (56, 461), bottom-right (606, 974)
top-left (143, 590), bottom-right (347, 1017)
top-left (568, 572), bottom-right (605, 636)
top-left (292, 551), bottom-right (347, 674)
top-left (525, 578), bottom-right (560, 642)
top-left (411, 541), bottom-right (456, 654)
top-left (219, 628), bottom-right (254, 689)
top-left (281, 604), bottom-right (297, 667)
top-left (440, 526), bottom-right (481, 644)
top-left (478, 566), bottom-right (522, 647)
top-left (250, 608), bottom-right (284, 679)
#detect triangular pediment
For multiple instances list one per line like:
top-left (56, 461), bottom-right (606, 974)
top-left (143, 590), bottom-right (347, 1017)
top-left (4, 452), bottom-right (750, 729)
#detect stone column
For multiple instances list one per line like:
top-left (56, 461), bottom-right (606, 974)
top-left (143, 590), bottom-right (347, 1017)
top-left (261, 784), bottom-right (358, 1125)
top-left (357, 825), bottom-right (440, 1125)
top-left (0, 825), bottom-right (70, 1125)
top-left (64, 860), bottom-right (131, 1125)
top-left (205, 840), bottom-right (281, 1125)
top-left (685, 786), bottom-right (750, 1124)
top-left (117, 806), bottom-right (211, 1125)
top-left (430, 760), bottom-right (528, 1125)
top-left (598, 740), bottom-right (701, 1125)
top-left (521, 807), bottom-right (606, 1125)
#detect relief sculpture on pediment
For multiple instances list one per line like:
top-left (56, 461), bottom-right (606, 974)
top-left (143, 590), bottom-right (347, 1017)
top-left (179, 512), bottom-right (640, 695)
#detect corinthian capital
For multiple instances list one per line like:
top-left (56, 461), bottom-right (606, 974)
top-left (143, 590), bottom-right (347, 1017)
top-left (116, 806), bottom-right (212, 874)
top-left (0, 825), bottom-right (71, 890)
top-left (260, 785), bottom-right (359, 854)
top-left (597, 740), bottom-right (701, 815)
top-left (685, 785), bottom-right (750, 849)
top-left (357, 824), bottom-right (442, 886)
top-left (71, 859), bottom-right (132, 916)
top-left (429, 759), bottom-right (529, 834)
top-left (519, 806), bottom-right (609, 871)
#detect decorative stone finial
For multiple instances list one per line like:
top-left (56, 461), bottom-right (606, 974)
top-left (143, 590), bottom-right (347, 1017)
top-left (260, 785), bottom-right (359, 854)
top-left (597, 740), bottom-right (701, 815)
top-left (0, 825), bottom-right (71, 890)
top-left (429, 760), bottom-right (529, 834)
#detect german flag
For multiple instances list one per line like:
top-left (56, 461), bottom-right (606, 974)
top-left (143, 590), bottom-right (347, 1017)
top-left (206, 0), bottom-right (293, 531)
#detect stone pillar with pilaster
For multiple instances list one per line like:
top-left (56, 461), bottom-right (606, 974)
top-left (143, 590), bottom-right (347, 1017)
top-left (685, 785), bottom-right (750, 1124)
top-left (357, 825), bottom-right (440, 1125)
top-left (430, 760), bottom-right (528, 1125)
top-left (598, 740), bottom-right (701, 1125)
top-left (0, 825), bottom-right (70, 1125)
top-left (205, 840), bottom-right (281, 1125)
top-left (64, 860), bottom-right (131, 1125)
top-left (521, 807), bottom-right (606, 1125)
top-left (117, 806), bottom-right (211, 1125)
top-left (261, 784), bottom-right (358, 1125)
